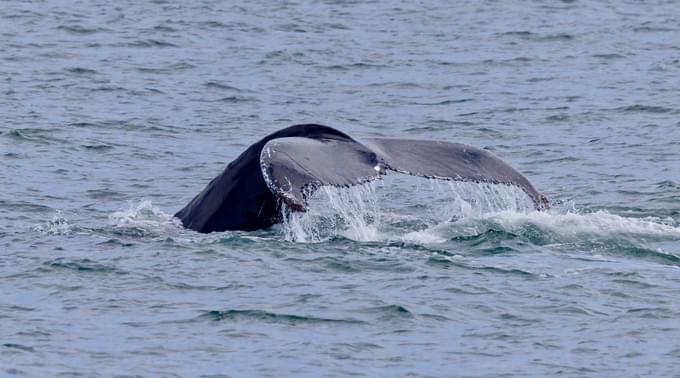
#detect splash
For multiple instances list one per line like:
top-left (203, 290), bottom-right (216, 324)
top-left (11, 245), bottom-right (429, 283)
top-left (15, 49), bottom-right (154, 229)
top-left (279, 177), bottom-right (536, 242)
top-left (34, 212), bottom-right (75, 235)
top-left (109, 200), bottom-right (181, 237)
top-left (281, 183), bottom-right (382, 242)
top-left (279, 176), bottom-right (680, 245)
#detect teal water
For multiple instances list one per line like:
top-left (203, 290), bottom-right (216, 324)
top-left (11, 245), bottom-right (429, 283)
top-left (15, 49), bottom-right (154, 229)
top-left (2, 1), bottom-right (680, 376)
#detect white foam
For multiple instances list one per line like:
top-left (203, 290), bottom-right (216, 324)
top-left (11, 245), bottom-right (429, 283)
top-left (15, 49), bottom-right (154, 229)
top-left (399, 208), bottom-right (680, 247)
top-left (109, 200), bottom-right (181, 236)
top-left (476, 210), bottom-right (680, 239)
top-left (401, 227), bottom-right (449, 244)
top-left (279, 176), bottom-right (680, 244)
top-left (34, 211), bottom-right (74, 235)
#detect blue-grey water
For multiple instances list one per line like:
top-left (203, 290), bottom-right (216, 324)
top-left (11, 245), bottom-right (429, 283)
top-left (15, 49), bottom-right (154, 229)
top-left (2, 1), bottom-right (680, 376)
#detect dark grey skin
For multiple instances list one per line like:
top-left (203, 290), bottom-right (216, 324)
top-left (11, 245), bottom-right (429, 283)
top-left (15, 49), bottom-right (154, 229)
top-left (176, 124), bottom-right (548, 233)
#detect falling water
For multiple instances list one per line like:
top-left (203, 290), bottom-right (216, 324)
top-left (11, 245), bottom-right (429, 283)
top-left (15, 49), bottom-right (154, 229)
top-left (280, 175), bottom-right (536, 242)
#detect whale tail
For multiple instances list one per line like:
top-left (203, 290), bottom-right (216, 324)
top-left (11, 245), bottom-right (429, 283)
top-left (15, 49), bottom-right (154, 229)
top-left (176, 124), bottom-right (548, 233)
top-left (260, 136), bottom-right (548, 211)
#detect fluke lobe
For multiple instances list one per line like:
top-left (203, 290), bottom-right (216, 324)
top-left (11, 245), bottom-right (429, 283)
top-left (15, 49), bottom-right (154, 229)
top-left (176, 124), bottom-right (548, 233)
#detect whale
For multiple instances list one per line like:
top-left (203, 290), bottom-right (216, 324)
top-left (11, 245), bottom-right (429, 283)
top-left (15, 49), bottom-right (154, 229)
top-left (176, 124), bottom-right (548, 233)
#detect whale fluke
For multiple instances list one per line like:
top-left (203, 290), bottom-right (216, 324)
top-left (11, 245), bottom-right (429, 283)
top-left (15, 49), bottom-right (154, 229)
top-left (261, 136), bottom-right (546, 211)
top-left (260, 137), bottom-right (382, 210)
top-left (176, 124), bottom-right (548, 233)
top-left (363, 138), bottom-right (546, 207)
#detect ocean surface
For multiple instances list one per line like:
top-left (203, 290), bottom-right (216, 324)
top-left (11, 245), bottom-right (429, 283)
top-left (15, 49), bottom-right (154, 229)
top-left (2, 0), bottom-right (680, 376)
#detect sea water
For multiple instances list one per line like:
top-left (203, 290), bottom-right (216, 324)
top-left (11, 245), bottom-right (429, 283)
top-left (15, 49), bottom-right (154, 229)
top-left (2, 1), bottom-right (680, 376)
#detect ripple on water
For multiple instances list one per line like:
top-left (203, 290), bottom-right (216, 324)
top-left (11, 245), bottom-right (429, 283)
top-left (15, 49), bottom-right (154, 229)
top-left (615, 104), bottom-right (677, 114)
top-left (6, 128), bottom-right (71, 145)
top-left (202, 81), bottom-right (251, 92)
top-left (43, 258), bottom-right (123, 274)
top-left (116, 39), bottom-right (178, 48)
top-left (198, 310), bottom-right (367, 325)
top-left (65, 67), bottom-right (98, 75)
top-left (361, 305), bottom-right (414, 322)
top-left (135, 62), bottom-right (195, 74)
top-left (427, 256), bottom-right (540, 278)
top-left (56, 25), bottom-right (108, 34)
top-left (3, 343), bottom-right (35, 352)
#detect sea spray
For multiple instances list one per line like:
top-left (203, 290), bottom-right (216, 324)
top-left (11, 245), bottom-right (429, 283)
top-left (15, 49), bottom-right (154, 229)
top-left (34, 211), bottom-right (75, 235)
top-left (109, 200), bottom-right (182, 237)
top-left (279, 176), bottom-right (680, 245)
top-left (280, 176), bottom-right (537, 242)
top-left (281, 182), bottom-right (381, 242)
